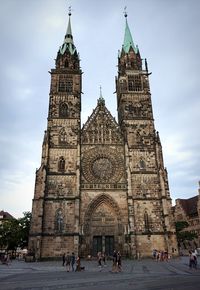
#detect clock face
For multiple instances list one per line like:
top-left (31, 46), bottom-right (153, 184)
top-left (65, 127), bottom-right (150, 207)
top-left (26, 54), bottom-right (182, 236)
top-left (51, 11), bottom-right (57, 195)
top-left (81, 147), bottom-right (124, 183)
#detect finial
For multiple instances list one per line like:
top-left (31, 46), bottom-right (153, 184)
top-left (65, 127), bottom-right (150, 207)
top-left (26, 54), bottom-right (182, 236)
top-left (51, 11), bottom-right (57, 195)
top-left (145, 58), bottom-right (148, 72)
top-left (68, 6), bottom-right (72, 16)
top-left (98, 85), bottom-right (105, 105)
top-left (124, 6), bottom-right (127, 18)
top-left (100, 85), bottom-right (103, 99)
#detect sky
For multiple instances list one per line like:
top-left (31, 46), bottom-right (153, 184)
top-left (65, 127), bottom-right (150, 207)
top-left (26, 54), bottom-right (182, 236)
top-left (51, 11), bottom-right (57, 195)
top-left (0, 0), bottom-right (200, 218)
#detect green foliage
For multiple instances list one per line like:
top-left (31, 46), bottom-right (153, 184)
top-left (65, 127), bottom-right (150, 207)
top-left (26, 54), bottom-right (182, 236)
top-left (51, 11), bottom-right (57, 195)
top-left (175, 221), bottom-right (198, 246)
top-left (175, 221), bottom-right (189, 232)
top-left (0, 211), bottom-right (31, 251)
top-left (18, 211), bottom-right (32, 249)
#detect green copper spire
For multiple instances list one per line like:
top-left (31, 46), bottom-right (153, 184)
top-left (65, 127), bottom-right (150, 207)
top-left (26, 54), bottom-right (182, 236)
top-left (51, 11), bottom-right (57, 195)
top-left (123, 11), bottom-right (138, 54)
top-left (59, 8), bottom-right (77, 55)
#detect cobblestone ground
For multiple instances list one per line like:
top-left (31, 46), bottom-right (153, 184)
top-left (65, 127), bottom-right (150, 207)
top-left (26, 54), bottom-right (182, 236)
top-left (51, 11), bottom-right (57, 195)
top-left (0, 257), bottom-right (200, 290)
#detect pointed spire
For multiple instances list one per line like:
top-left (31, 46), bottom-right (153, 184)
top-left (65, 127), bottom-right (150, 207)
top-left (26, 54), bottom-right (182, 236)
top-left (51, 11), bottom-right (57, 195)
top-left (59, 6), bottom-right (77, 55)
top-left (122, 8), bottom-right (138, 54)
top-left (98, 85), bottom-right (105, 105)
top-left (64, 7), bottom-right (73, 45)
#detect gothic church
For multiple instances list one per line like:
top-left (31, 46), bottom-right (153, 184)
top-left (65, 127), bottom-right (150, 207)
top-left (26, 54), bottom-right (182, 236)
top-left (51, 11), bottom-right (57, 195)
top-left (29, 11), bottom-right (178, 259)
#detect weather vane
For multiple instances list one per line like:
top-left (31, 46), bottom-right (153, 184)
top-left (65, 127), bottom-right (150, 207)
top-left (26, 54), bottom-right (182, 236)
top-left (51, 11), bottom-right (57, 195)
top-left (124, 6), bottom-right (127, 18)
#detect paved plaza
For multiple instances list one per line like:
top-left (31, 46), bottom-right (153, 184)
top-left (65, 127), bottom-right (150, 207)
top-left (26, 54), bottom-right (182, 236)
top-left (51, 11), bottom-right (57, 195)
top-left (0, 257), bottom-right (200, 290)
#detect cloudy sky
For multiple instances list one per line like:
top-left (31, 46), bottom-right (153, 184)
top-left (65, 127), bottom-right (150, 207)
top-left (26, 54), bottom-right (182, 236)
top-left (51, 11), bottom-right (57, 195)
top-left (0, 0), bottom-right (199, 218)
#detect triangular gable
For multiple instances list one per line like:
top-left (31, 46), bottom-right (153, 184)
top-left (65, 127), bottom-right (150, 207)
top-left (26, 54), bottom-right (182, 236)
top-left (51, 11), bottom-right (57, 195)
top-left (81, 101), bottom-right (123, 144)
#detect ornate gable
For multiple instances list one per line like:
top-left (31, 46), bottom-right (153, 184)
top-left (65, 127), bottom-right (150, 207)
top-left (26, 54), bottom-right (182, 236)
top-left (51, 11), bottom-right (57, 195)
top-left (81, 98), bottom-right (123, 145)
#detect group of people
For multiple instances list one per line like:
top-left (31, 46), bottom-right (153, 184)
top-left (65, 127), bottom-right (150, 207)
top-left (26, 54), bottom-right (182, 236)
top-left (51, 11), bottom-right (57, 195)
top-left (189, 249), bottom-right (198, 269)
top-left (152, 249), bottom-right (170, 262)
top-left (112, 250), bottom-right (122, 272)
top-left (62, 252), bottom-right (83, 272)
top-left (97, 250), bottom-right (122, 272)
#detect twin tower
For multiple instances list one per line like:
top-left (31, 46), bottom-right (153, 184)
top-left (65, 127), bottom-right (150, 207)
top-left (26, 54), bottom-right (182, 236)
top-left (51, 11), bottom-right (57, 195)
top-left (29, 12), bottom-right (178, 259)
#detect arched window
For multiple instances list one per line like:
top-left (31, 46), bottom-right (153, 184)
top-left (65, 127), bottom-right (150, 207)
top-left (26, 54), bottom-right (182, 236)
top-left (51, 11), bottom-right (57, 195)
top-left (55, 209), bottom-right (64, 232)
top-left (58, 156), bottom-right (65, 171)
top-left (59, 103), bottom-right (68, 118)
top-left (59, 128), bottom-right (67, 144)
top-left (144, 211), bottom-right (150, 232)
top-left (64, 59), bottom-right (69, 68)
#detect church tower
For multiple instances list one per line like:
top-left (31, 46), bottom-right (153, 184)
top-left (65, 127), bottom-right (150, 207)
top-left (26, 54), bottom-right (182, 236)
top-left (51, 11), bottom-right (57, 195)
top-left (29, 11), bottom-right (82, 259)
top-left (116, 12), bottom-right (177, 256)
top-left (29, 11), bottom-right (178, 259)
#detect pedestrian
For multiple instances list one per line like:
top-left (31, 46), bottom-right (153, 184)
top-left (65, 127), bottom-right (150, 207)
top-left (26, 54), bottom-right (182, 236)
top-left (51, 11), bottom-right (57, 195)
top-left (75, 256), bottom-right (81, 271)
top-left (71, 252), bottom-right (76, 271)
top-left (97, 251), bottom-right (102, 270)
top-left (117, 251), bottom-right (122, 272)
top-left (65, 252), bottom-right (71, 272)
top-left (102, 252), bottom-right (106, 266)
top-left (112, 250), bottom-right (117, 272)
top-left (156, 251), bottom-right (160, 262)
top-left (189, 250), bottom-right (196, 269)
top-left (152, 249), bottom-right (157, 260)
top-left (62, 253), bottom-right (66, 266)
top-left (192, 250), bottom-right (197, 269)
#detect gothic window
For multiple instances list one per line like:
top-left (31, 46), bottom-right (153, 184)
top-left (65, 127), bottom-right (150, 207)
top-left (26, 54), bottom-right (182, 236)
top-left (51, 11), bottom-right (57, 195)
top-left (139, 159), bottom-right (146, 170)
top-left (58, 76), bottom-right (73, 93)
top-left (64, 59), bottom-right (69, 68)
top-left (59, 102), bottom-right (68, 118)
top-left (120, 79), bottom-right (127, 91)
top-left (128, 75), bottom-right (142, 91)
top-left (144, 211), bottom-right (150, 232)
top-left (66, 80), bottom-right (73, 92)
top-left (58, 156), bottom-right (65, 171)
top-left (55, 209), bottom-right (64, 232)
top-left (59, 128), bottom-right (67, 144)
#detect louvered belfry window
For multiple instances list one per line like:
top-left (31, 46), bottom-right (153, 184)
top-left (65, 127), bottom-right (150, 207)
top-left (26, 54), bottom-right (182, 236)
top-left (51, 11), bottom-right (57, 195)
top-left (128, 74), bottom-right (142, 91)
top-left (58, 75), bottom-right (73, 93)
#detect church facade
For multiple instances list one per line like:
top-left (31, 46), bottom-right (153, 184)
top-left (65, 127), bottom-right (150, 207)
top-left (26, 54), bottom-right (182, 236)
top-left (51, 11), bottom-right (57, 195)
top-left (29, 12), bottom-right (178, 259)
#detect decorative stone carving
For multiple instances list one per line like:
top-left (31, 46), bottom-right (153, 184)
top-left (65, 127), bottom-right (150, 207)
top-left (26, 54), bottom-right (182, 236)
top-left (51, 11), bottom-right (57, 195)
top-left (82, 147), bottom-right (124, 183)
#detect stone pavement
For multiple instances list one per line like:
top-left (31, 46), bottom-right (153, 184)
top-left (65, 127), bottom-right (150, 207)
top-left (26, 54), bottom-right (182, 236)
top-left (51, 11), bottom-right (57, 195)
top-left (0, 256), bottom-right (200, 290)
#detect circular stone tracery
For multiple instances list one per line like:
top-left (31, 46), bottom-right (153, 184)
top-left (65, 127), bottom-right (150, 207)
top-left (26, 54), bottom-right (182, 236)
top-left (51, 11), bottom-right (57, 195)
top-left (82, 148), bottom-right (124, 183)
top-left (92, 157), bottom-right (113, 180)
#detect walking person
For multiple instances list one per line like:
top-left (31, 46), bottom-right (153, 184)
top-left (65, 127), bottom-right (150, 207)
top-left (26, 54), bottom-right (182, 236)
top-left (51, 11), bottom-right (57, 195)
top-left (112, 250), bottom-right (118, 272)
top-left (97, 251), bottom-right (102, 271)
top-left (102, 252), bottom-right (106, 266)
top-left (62, 253), bottom-right (66, 266)
top-left (192, 249), bottom-right (197, 269)
top-left (71, 252), bottom-right (76, 271)
top-left (117, 251), bottom-right (122, 272)
top-left (65, 252), bottom-right (71, 272)
top-left (75, 256), bottom-right (81, 271)
top-left (189, 250), bottom-right (196, 269)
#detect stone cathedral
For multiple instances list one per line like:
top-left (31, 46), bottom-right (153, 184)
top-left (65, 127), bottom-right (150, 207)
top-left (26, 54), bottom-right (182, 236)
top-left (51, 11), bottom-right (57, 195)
top-left (29, 12), bottom-right (178, 259)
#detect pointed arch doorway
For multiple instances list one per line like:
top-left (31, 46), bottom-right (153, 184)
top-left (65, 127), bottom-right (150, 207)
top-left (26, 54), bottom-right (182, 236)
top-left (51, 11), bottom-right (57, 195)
top-left (81, 194), bottom-right (123, 257)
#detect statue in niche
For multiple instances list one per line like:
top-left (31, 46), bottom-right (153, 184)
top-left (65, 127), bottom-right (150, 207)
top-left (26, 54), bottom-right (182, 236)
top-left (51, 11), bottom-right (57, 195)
top-left (58, 157), bottom-right (65, 171)
top-left (55, 209), bottom-right (64, 232)
top-left (59, 103), bottom-right (68, 118)
top-left (59, 128), bottom-right (67, 144)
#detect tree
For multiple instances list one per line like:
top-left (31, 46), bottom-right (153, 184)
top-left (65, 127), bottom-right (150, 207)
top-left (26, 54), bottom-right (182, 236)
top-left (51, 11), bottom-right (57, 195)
top-left (18, 211), bottom-right (32, 249)
top-left (0, 211), bottom-right (31, 252)
top-left (175, 221), bottom-right (198, 247)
